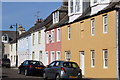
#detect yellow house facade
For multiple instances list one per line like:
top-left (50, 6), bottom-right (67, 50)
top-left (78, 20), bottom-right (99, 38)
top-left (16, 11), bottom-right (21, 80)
top-left (61, 9), bottom-right (118, 79)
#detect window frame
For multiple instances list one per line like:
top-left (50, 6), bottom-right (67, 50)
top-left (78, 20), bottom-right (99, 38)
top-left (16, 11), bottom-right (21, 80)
top-left (103, 15), bottom-right (108, 33)
top-left (38, 30), bottom-right (41, 44)
top-left (65, 51), bottom-right (71, 61)
top-left (32, 33), bottom-right (35, 46)
top-left (91, 19), bottom-right (95, 36)
top-left (68, 26), bottom-right (71, 40)
top-left (39, 51), bottom-right (43, 61)
top-left (103, 49), bottom-right (108, 68)
top-left (53, 11), bottom-right (59, 24)
top-left (75, 0), bottom-right (81, 13)
top-left (46, 31), bottom-right (49, 44)
top-left (51, 51), bottom-right (55, 63)
top-left (2, 34), bottom-right (8, 42)
top-left (70, 0), bottom-right (74, 14)
top-left (57, 28), bottom-right (61, 42)
top-left (56, 51), bottom-right (61, 60)
top-left (51, 30), bottom-right (55, 43)
top-left (91, 50), bottom-right (95, 68)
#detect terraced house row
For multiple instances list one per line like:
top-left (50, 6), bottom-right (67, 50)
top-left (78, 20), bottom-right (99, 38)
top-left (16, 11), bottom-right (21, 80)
top-left (6, 0), bottom-right (120, 79)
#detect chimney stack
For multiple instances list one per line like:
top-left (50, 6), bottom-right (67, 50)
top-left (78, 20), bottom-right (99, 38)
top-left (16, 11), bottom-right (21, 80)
top-left (17, 24), bottom-right (26, 35)
top-left (34, 18), bottom-right (43, 25)
top-left (63, 0), bottom-right (68, 6)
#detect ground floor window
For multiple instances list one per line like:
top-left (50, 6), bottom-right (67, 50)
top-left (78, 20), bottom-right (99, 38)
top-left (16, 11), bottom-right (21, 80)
top-left (32, 51), bottom-right (35, 60)
top-left (103, 49), bottom-right (108, 68)
top-left (56, 51), bottom-right (60, 60)
top-left (91, 50), bottom-right (95, 68)
top-left (51, 51), bottom-right (55, 63)
top-left (65, 51), bottom-right (71, 61)
top-left (39, 51), bottom-right (42, 61)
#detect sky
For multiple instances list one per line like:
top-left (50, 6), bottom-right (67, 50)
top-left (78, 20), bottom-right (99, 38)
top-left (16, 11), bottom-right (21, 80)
top-left (2, 2), bottom-right (62, 31)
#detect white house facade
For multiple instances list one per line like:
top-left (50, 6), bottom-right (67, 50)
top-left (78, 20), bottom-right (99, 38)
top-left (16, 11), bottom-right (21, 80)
top-left (9, 43), bottom-right (16, 67)
top-left (31, 27), bottom-right (47, 65)
top-left (17, 34), bottom-right (32, 66)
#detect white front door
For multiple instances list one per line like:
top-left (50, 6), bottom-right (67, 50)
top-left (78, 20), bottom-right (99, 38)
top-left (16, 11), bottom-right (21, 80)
top-left (80, 51), bottom-right (85, 75)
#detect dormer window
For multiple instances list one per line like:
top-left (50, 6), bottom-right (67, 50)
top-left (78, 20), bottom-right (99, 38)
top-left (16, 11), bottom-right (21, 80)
top-left (75, 0), bottom-right (80, 12)
top-left (2, 34), bottom-right (8, 42)
top-left (53, 11), bottom-right (59, 24)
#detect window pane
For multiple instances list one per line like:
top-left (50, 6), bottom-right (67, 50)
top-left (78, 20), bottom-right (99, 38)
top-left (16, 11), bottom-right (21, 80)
top-left (68, 26), bottom-right (70, 40)
top-left (76, 0), bottom-right (80, 12)
top-left (70, 0), bottom-right (73, 13)
top-left (91, 19), bottom-right (95, 36)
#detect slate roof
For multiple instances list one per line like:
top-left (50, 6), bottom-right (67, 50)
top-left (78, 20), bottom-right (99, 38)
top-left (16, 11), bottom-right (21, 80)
top-left (0, 31), bottom-right (19, 43)
top-left (17, 14), bottom-right (53, 40)
top-left (45, 15), bottom-right (68, 31)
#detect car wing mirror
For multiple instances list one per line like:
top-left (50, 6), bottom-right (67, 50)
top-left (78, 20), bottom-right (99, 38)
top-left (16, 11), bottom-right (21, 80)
top-left (21, 63), bottom-right (23, 65)
top-left (46, 65), bottom-right (49, 68)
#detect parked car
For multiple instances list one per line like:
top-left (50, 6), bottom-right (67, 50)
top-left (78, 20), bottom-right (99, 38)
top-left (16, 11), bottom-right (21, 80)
top-left (18, 60), bottom-right (46, 76)
top-left (43, 61), bottom-right (82, 80)
top-left (2, 58), bottom-right (11, 68)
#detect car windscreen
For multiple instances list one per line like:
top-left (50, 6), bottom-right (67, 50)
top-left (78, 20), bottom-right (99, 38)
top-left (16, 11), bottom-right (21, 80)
top-left (63, 62), bottom-right (79, 68)
top-left (29, 61), bottom-right (43, 66)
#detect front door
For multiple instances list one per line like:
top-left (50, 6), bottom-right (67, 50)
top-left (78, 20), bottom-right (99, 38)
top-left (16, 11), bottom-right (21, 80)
top-left (80, 51), bottom-right (85, 75)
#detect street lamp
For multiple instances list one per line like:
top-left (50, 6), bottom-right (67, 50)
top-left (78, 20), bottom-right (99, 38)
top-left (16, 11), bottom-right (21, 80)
top-left (10, 23), bottom-right (18, 67)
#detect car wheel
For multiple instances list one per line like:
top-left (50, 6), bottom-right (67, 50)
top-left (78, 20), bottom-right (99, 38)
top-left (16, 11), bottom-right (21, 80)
top-left (18, 69), bottom-right (21, 74)
top-left (24, 69), bottom-right (29, 76)
top-left (43, 72), bottom-right (47, 80)
top-left (55, 74), bottom-right (61, 80)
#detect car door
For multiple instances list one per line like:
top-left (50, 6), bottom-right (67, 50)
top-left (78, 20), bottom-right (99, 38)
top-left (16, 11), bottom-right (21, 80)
top-left (20, 62), bottom-right (25, 73)
top-left (21, 61), bottom-right (28, 73)
top-left (51, 61), bottom-right (61, 78)
top-left (45, 61), bottom-right (56, 78)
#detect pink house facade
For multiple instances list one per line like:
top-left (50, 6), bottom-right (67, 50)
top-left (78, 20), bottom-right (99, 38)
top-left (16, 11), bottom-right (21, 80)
top-left (45, 4), bottom-right (68, 64)
top-left (45, 28), bottom-right (61, 64)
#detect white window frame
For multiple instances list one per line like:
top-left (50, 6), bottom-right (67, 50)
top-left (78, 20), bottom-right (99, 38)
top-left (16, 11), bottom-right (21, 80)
top-left (91, 19), bottom-right (95, 36)
top-left (45, 51), bottom-right (49, 65)
top-left (56, 11), bottom-right (59, 23)
top-left (46, 31), bottom-right (49, 44)
top-left (75, 0), bottom-right (81, 13)
top-left (65, 51), bottom-right (71, 61)
top-left (32, 33), bottom-right (35, 46)
top-left (100, 0), bottom-right (110, 4)
top-left (11, 44), bottom-right (13, 51)
top-left (53, 11), bottom-right (59, 24)
top-left (39, 51), bottom-right (42, 61)
top-left (38, 30), bottom-right (41, 44)
top-left (103, 15), bottom-right (108, 33)
top-left (68, 26), bottom-right (71, 40)
top-left (51, 30), bottom-right (55, 43)
top-left (91, 50), bottom-right (95, 68)
top-left (69, 0), bottom-right (74, 14)
top-left (57, 28), bottom-right (61, 42)
top-left (2, 34), bottom-right (8, 42)
top-left (56, 51), bottom-right (60, 60)
top-left (51, 51), bottom-right (55, 63)
top-left (103, 49), bottom-right (108, 68)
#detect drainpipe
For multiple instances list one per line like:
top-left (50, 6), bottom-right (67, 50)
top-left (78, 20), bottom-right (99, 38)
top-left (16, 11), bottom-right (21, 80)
top-left (116, 9), bottom-right (119, 80)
